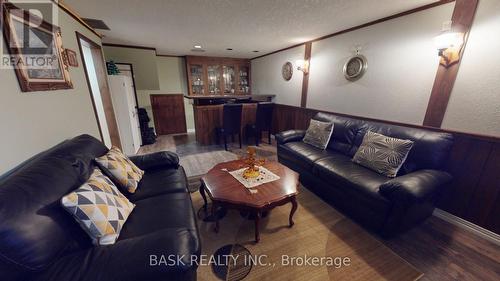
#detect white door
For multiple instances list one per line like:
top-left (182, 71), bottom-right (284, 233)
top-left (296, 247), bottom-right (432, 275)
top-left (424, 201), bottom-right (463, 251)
top-left (108, 75), bottom-right (141, 155)
top-left (123, 77), bottom-right (142, 153)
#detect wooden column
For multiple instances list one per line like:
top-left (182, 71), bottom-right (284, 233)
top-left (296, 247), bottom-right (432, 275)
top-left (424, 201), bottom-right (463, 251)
top-left (423, 0), bottom-right (479, 127)
top-left (300, 42), bottom-right (312, 108)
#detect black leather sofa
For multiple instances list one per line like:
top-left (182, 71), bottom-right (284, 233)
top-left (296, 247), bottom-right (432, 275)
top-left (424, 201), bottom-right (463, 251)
top-left (0, 135), bottom-right (200, 281)
top-left (276, 112), bottom-right (454, 237)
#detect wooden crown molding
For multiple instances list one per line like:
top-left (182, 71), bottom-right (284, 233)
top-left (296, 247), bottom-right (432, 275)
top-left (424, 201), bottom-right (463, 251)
top-left (101, 43), bottom-right (185, 58)
top-left (251, 0), bottom-right (455, 60)
top-left (102, 43), bottom-right (156, 51)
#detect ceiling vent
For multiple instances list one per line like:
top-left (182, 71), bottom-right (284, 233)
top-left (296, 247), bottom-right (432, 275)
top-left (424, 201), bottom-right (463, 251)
top-left (82, 18), bottom-right (110, 30)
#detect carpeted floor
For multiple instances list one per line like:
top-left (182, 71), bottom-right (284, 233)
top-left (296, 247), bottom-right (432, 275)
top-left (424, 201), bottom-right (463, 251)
top-left (189, 181), bottom-right (422, 281)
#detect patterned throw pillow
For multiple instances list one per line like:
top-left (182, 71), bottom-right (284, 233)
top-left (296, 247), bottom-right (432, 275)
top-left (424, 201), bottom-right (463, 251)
top-left (95, 147), bottom-right (144, 194)
top-left (61, 168), bottom-right (135, 245)
top-left (352, 131), bottom-right (414, 177)
top-left (303, 119), bottom-right (334, 149)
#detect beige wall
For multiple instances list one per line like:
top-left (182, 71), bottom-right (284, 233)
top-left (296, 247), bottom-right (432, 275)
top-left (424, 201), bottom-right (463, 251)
top-left (252, 45), bottom-right (305, 107)
top-left (0, 9), bottom-right (102, 174)
top-left (136, 56), bottom-right (194, 131)
top-left (252, 3), bottom-right (453, 126)
top-left (102, 46), bottom-right (160, 90)
top-left (442, 0), bottom-right (500, 137)
top-left (102, 45), bottom-right (193, 132)
top-left (250, 1), bottom-right (500, 137)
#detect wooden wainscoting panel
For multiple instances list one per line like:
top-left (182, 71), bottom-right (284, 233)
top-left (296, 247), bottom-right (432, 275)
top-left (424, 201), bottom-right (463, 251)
top-left (193, 105), bottom-right (224, 145)
top-left (465, 143), bottom-right (500, 233)
top-left (439, 136), bottom-right (493, 217)
top-left (272, 103), bottom-right (500, 235)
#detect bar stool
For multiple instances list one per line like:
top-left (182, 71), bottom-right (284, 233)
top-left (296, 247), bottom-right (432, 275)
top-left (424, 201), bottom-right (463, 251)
top-left (246, 102), bottom-right (274, 146)
top-left (216, 104), bottom-right (243, 151)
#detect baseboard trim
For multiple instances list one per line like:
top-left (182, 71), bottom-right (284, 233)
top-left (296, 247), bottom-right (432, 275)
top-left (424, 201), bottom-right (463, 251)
top-left (433, 209), bottom-right (500, 245)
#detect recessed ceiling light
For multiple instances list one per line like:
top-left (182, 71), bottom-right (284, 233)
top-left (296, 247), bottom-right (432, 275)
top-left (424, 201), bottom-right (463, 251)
top-left (252, 50), bottom-right (259, 53)
top-left (226, 48), bottom-right (233, 51)
top-left (194, 45), bottom-right (202, 49)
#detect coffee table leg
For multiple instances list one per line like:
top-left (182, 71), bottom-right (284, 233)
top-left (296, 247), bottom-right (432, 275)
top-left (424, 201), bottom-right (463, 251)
top-left (213, 202), bottom-right (219, 233)
top-left (289, 196), bottom-right (298, 227)
top-left (255, 211), bottom-right (261, 243)
top-left (199, 182), bottom-right (208, 213)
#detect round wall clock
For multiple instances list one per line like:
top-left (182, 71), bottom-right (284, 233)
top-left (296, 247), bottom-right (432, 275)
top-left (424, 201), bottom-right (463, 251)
top-left (282, 62), bottom-right (293, 81)
top-left (343, 55), bottom-right (368, 81)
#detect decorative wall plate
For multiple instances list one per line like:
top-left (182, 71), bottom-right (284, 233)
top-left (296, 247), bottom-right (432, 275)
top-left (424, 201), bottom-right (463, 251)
top-left (343, 55), bottom-right (368, 81)
top-left (282, 62), bottom-right (293, 81)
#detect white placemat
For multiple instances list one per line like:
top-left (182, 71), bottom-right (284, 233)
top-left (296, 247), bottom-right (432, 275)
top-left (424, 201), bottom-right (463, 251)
top-left (229, 166), bottom-right (281, 188)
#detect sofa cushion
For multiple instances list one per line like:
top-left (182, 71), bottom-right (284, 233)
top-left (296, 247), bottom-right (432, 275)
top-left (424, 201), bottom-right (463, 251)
top-left (278, 142), bottom-right (334, 171)
top-left (313, 112), bottom-right (364, 155)
top-left (352, 131), bottom-right (414, 177)
top-left (303, 119), bottom-right (334, 149)
top-left (126, 167), bottom-right (189, 202)
top-left (313, 153), bottom-right (390, 204)
top-left (120, 192), bottom-right (198, 239)
top-left (352, 121), bottom-right (453, 174)
top-left (61, 168), bottom-right (136, 245)
top-left (96, 147), bottom-right (145, 194)
top-left (33, 228), bottom-right (199, 281)
top-left (0, 135), bottom-right (108, 278)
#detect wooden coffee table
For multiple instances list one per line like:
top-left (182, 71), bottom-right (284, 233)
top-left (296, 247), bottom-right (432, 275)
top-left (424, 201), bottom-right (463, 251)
top-left (200, 160), bottom-right (299, 243)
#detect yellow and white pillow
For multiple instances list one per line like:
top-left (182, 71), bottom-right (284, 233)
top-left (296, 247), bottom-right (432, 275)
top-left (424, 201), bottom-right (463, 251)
top-left (95, 146), bottom-right (144, 193)
top-left (61, 168), bottom-right (135, 245)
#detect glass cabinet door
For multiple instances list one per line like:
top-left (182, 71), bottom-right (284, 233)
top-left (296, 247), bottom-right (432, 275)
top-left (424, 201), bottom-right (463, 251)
top-left (238, 65), bottom-right (250, 94)
top-left (190, 64), bottom-right (204, 95)
top-left (207, 65), bottom-right (221, 94)
top-left (223, 65), bottom-right (235, 94)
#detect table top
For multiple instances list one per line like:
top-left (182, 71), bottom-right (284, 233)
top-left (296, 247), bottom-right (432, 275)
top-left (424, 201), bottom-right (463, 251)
top-left (201, 160), bottom-right (299, 208)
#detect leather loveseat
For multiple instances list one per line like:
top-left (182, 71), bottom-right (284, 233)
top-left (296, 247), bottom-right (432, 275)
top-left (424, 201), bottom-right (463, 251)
top-left (276, 112), bottom-right (454, 237)
top-left (0, 135), bottom-right (200, 281)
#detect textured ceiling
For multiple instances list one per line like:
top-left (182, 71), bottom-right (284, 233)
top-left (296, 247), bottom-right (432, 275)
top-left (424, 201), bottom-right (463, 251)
top-left (64, 0), bottom-right (438, 58)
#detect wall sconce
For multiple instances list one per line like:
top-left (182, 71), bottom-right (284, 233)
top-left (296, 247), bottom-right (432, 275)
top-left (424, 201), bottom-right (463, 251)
top-left (434, 29), bottom-right (464, 68)
top-left (295, 59), bottom-right (309, 74)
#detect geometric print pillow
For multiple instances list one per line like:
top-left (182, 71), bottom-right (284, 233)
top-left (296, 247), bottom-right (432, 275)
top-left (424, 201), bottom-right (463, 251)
top-left (61, 168), bottom-right (135, 245)
top-left (95, 146), bottom-right (144, 194)
top-left (352, 131), bottom-right (414, 177)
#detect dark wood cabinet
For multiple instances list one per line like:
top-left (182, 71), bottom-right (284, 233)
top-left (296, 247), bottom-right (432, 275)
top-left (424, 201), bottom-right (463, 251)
top-left (186, 56), bottom-right (251, 96)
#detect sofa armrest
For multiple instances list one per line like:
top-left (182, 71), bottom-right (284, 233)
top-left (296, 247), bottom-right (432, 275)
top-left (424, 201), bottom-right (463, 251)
top-left (275, 130), bottom-right (306, 145)
top-left (379, 169), bottom-right (452, 203)
top-left (129, 151), bottom-right (180, 171)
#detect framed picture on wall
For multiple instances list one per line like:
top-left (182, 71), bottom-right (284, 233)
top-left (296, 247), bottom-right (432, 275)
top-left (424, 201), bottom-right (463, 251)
top-left (65, 49), bottom-right (79, 67)
top-left (1, 1), bottom-right (73, 92)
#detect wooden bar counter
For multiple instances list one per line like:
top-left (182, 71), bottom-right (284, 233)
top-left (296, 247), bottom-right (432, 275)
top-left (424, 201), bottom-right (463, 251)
top-left (185, 95), bottom-right (275, 145)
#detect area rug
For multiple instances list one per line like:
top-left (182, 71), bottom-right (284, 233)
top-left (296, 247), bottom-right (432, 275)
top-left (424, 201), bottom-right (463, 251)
top-left (189, 182), bottom-right (423, 281)
top-left (180, 150), bottom-right (239, 178)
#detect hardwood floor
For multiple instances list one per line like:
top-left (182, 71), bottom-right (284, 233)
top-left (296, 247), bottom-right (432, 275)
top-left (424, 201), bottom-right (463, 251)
top-left (140, 133), bottom-right (500, 281)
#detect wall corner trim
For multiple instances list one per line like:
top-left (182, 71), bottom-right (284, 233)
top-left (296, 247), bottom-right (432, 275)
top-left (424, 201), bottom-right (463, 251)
top-left (300, 42), bottom-right (312, 108)
top-left (423, 0), bottom-right (479, 127)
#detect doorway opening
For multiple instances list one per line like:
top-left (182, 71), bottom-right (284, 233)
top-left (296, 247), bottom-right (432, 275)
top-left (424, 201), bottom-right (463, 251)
top-left (76, 32), bottom-right (121, 149)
